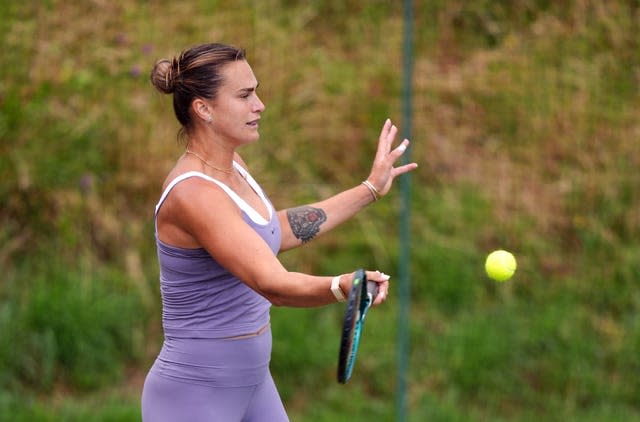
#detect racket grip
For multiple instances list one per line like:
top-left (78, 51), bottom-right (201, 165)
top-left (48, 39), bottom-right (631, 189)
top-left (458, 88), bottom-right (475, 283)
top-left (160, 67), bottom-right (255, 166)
top-left (366, 281), bottom-right (379, 298)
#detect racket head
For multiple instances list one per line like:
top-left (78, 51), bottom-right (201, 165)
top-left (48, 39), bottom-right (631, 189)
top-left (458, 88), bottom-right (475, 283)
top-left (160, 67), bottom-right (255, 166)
top-left (337, 269), bottom-right (379, 384)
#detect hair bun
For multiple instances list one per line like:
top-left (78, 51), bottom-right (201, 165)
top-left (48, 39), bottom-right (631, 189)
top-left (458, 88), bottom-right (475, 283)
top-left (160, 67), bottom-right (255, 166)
top-left (150, 58), bottom-right (177, 94)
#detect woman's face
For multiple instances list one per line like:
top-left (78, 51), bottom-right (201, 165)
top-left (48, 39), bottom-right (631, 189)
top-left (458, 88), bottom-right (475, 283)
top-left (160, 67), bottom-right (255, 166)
top-left (208, 60), bottom-right (265, 145)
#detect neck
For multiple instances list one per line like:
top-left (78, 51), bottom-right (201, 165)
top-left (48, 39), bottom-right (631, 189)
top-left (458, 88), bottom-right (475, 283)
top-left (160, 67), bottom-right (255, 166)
top-left (185, 147), bottom-right (234, 174)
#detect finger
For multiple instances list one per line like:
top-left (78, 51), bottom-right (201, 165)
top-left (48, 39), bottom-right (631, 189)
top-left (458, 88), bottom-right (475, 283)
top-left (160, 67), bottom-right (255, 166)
top-left (365, 270), bottom-right (390, 305)
top-left (378, 121), bottom-right (397, 155)
top-left (372, 281), bottom-right (389, 305)
top-left (391, 162), bottom-right (419, 177)
top-left (389, 139), bottom-right (410, 160)
top-left (385, 124), bottom-right (399, 151)
top-left (378, 119), bottom-right (392, 144)
top-left (365, 270), bottom-right (391, 282)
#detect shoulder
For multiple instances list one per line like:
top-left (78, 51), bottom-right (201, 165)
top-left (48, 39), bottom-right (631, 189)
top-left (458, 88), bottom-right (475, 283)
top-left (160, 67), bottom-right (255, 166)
top-left (161, 172), bottom-right (240, 219)
top-left (167, 173), bottom-right (229, 202)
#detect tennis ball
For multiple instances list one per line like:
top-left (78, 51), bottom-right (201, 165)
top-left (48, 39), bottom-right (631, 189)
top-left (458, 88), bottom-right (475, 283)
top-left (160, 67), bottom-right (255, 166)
top-left (485, 250), bottom-right (517, 282)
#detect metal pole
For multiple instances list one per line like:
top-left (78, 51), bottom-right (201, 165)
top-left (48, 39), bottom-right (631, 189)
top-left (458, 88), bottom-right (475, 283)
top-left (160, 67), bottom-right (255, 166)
top-left (397, 0), bottom-right (413, 421)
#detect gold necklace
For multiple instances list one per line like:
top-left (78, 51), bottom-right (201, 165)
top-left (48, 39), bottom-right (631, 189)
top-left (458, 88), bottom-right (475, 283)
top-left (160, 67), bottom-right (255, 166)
top-left (185, 148), bottom-right (234, 174)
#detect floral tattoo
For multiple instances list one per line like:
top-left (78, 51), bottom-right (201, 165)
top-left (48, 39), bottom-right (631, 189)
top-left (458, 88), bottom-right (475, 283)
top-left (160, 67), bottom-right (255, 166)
top-left (286, 206), bottom-right (327, 243)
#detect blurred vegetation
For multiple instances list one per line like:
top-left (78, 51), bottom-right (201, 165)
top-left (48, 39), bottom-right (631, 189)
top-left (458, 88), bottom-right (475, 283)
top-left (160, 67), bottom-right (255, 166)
top-left (1, 0), bottom-right (639, 420)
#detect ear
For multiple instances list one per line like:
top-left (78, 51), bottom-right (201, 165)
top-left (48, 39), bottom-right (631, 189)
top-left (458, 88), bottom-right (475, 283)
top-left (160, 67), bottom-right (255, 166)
top-left (192, 98), bottom-right (212, 122)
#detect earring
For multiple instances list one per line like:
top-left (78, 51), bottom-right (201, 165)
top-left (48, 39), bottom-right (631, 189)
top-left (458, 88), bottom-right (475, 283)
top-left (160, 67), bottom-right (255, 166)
top-left (207, 116), bottom-right (213, 123)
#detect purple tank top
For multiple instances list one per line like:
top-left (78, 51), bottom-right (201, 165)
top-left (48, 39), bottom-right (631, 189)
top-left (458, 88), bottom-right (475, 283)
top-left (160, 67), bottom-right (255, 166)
top-left (154, 165), bottom-right (281, 339)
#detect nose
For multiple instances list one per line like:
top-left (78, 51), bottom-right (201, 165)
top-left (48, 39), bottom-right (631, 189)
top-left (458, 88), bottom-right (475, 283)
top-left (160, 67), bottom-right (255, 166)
top-left (253, 94), bottom-right (265, 113)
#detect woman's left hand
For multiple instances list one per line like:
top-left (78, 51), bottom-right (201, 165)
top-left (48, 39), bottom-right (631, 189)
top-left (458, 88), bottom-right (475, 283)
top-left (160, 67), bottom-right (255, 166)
top-left (366, 119), bottom-right (418, 197)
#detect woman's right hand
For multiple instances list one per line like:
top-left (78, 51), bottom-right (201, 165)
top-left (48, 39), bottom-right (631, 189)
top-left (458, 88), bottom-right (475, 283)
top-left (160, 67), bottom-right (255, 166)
top-left (340, 270), bottom-right (390, 306)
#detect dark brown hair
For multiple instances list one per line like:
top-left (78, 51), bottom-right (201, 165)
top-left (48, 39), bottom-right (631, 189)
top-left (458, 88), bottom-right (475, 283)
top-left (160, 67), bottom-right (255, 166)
top-left (150, 43), bottom-right (246, 141)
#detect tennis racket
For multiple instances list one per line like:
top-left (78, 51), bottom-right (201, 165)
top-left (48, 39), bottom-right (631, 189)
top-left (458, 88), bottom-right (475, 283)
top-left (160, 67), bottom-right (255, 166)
top-left (337, 269), bottom-right (379, 384)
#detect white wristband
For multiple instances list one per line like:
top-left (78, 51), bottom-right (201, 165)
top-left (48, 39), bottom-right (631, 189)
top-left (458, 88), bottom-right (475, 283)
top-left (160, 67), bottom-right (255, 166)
top-left (331, 276), bottom-right (346, 302)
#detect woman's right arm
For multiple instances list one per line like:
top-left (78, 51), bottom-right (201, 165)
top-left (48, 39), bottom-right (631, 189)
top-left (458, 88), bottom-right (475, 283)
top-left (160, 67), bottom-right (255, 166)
top-left (158, 177), bottom-right (389, 307)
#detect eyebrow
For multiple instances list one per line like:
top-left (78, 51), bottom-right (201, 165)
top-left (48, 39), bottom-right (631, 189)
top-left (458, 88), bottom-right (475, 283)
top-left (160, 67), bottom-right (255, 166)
top-left (238, 82), bottom-right (259, 95)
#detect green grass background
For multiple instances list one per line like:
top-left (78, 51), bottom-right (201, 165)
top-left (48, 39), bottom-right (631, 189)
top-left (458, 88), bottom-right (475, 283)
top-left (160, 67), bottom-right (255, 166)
top-left (1, 1), bottom-right (639, 420)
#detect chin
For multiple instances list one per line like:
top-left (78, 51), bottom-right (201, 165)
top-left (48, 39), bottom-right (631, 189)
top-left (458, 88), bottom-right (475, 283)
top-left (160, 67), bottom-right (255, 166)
top-left (248, 128), bottom-right (261, 141)
top-left (242, 133), bottom-right (260, 145)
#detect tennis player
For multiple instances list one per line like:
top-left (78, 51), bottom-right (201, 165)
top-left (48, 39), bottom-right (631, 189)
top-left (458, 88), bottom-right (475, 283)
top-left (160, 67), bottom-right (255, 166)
top-left (141, 42), bottom-right (417, 422)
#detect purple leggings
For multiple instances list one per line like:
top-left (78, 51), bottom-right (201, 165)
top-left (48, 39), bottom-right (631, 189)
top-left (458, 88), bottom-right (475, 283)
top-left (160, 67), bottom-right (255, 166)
top-left (141, 327), bottom-right (288, 422)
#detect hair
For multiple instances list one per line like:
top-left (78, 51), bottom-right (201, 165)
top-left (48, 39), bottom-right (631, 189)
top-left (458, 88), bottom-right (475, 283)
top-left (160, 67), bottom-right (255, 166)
top-left (150, 43), bottom-right (246, 142)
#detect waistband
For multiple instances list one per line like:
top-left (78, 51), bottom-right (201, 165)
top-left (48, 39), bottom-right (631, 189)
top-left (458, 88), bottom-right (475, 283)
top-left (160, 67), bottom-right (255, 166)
top-left (153, 325), bottom-right (272, 387)
top-left (162, 314), bottom-right (271, 340)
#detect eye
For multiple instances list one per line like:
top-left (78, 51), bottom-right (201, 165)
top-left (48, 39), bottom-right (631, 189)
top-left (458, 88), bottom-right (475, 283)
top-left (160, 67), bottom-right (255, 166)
top-left (239, 88), bottom-right (256, 99)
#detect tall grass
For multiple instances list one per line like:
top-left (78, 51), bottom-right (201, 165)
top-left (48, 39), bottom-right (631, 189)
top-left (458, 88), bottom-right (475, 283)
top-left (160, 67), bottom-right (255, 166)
top-left (1, 0), bottom-right (639, 420)
top-left (0, 259), bottom-right (144, 392)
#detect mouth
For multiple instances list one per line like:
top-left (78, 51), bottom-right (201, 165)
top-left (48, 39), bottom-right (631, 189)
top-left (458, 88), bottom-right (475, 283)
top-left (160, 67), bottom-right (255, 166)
top-left (247, 119), bottom-right (260, 128)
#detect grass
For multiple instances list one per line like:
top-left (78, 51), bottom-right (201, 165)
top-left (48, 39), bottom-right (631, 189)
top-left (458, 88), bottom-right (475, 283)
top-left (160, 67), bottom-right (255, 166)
top-left (1, 0), bottom-right (640, 420)
top-left (0, 257), bottom-right (144, 392)
top-left (0, 390), bottom-right (141, 422)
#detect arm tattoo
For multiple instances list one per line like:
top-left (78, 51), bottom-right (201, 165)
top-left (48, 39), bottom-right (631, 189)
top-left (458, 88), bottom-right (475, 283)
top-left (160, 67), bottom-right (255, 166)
top-left (286, 206), bottom-right (327, 243)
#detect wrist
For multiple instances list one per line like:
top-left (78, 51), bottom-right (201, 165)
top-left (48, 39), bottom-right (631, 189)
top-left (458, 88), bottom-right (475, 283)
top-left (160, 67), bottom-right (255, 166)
top-left (331, 276), bottom-right (346, 302)
top-left (361, 180), bottom-right (380, 202)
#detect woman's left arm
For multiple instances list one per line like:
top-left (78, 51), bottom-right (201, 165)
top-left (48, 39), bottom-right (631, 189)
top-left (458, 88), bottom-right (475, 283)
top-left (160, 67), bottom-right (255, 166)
top-left (278, 119), bottom-right (418, 252)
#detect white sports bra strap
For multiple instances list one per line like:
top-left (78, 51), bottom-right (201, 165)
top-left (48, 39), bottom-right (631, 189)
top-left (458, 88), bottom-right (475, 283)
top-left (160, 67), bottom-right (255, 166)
top-left (154, 169), bottom-right (271, 225)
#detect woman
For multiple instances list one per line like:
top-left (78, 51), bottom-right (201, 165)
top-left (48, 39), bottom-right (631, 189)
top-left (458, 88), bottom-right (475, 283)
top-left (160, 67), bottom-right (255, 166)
top-left (141, 43), bottom-right (417, 422)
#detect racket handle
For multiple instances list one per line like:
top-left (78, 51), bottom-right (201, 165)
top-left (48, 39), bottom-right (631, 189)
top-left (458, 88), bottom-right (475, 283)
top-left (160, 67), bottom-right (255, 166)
top-left (366, 281), bottom-right (379, 298)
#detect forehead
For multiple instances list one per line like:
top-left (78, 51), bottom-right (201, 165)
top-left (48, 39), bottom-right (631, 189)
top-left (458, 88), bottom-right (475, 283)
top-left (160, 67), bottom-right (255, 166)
top-left (220, 60), bottom-right (257, 90)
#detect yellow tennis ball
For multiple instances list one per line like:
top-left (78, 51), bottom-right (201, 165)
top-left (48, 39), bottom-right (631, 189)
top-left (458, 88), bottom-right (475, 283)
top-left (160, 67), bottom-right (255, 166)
top-left (485, 250), bottom-right (517, 282)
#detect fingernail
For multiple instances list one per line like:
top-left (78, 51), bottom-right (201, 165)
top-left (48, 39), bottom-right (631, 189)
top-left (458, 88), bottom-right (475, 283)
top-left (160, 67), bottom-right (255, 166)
top-left (381, 273), bottom-right (390, 281)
